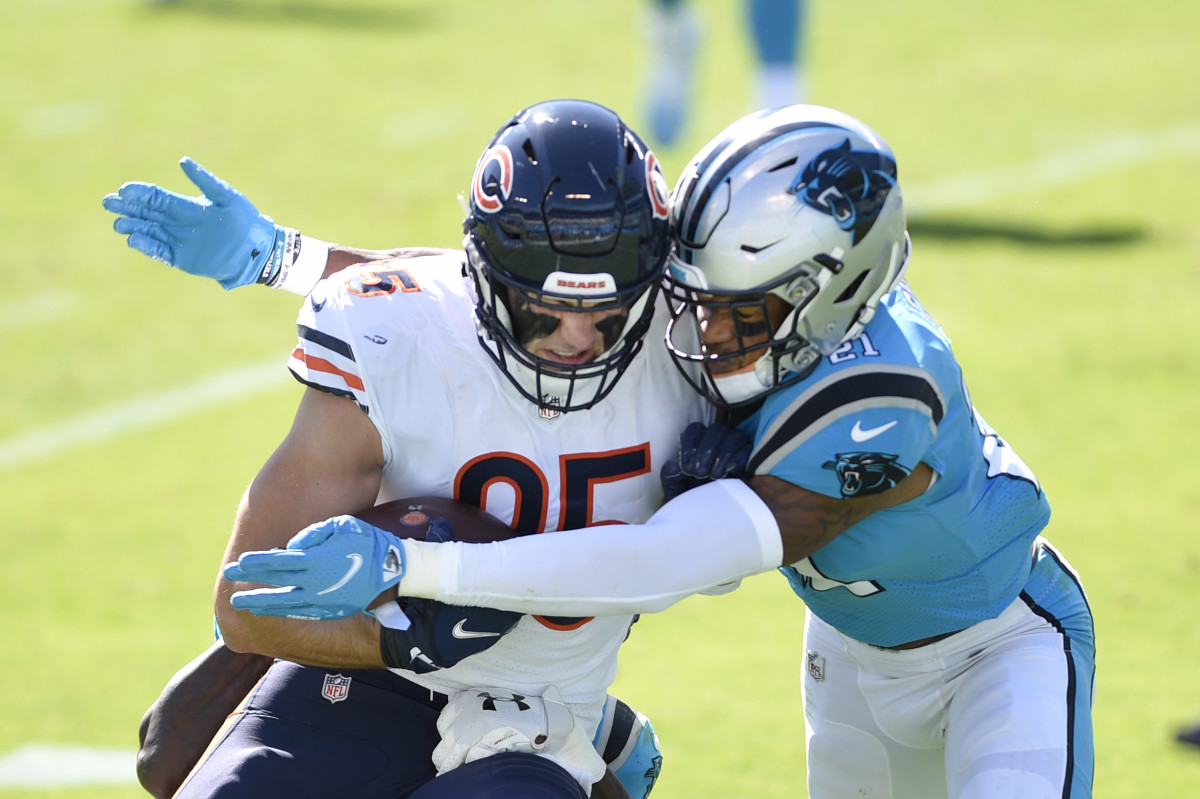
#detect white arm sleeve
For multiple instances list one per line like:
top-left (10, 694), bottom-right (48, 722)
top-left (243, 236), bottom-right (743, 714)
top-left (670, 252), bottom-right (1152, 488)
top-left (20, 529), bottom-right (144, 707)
top-left (397, 479), bottom-right (782, 615)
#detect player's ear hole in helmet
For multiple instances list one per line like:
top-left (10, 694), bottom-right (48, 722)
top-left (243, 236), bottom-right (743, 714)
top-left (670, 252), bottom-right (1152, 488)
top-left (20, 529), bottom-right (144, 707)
top-left (463, 99), bottom-right (672, 414)
top-left (663, 104), bottom-right (911, 408)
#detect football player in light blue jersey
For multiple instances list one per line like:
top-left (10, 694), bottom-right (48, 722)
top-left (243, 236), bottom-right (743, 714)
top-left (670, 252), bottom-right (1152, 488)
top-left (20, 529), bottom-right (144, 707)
top-left (657, 105), bottom-right (1094, 796)
top-left (723, 282), bottom-right (1054, 645)
top-left (217, 106), bottom-right (1095, 798)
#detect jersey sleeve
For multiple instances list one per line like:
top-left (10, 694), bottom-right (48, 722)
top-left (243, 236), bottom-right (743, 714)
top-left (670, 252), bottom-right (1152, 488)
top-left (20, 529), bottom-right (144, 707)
top-left (746, 362), bottom-right (947, 498)
top-left (287, 278), bottom-right (371, 411)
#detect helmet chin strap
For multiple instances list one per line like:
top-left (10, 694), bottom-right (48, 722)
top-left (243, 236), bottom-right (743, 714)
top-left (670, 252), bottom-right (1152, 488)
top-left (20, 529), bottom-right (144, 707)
top-left (712, 367), bottom-right (772, 405)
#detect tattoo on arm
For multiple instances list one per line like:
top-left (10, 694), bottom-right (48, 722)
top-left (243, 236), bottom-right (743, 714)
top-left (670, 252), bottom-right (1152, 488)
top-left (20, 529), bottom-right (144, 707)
top-left (748, 474), bottom-right (858, 564)
top-left (749, 463), bottom-right (933, 565)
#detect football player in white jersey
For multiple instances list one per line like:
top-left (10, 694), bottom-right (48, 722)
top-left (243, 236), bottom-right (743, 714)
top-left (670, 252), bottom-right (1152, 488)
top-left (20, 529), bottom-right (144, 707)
top-left (228, 106), bottom-right (1095, 798)
top-left (104, 99), bottom-right (708, 799)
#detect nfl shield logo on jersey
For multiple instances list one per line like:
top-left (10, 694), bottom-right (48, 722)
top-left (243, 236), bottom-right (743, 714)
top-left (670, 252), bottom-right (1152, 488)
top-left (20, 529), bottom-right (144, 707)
top-left (538, 395), bottom-right (563, 421)
top-left (321, 673), bottom-right (352, 704)
top-left (806, 651), bottom-right (826, 682)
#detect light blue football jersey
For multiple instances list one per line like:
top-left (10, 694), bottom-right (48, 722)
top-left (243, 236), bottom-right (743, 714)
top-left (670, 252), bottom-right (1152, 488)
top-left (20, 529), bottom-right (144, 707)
top-left (740, 282), bottom-right (1051, 646)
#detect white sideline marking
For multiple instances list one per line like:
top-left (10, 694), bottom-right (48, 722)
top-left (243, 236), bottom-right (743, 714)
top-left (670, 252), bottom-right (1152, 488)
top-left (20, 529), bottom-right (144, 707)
top-left (0, 123), bottom-right (1196, 470)
top-left (0, 360), bottom-right (288, 470)
top-left (381, 107), bottom-right (466, 147)
top-left (21, 101), bottom-right (106, 139)
top-left (0, 292), bottom-right (75, 331)
top-left (0, 744), bottom-right (135, 787)
top-left (906, 122), bottom-right (1200, 215)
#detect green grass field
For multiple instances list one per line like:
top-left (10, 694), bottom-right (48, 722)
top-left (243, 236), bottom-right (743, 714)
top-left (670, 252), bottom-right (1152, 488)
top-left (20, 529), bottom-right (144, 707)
top-left (2, 0), bottom-right (1198, 796)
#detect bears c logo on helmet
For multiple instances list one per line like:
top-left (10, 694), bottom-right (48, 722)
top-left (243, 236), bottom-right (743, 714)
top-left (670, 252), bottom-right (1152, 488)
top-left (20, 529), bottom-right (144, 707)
top-left (472, 144), bottom-right (515, 214)
top-left (645, 151), bottom-right (670, 220)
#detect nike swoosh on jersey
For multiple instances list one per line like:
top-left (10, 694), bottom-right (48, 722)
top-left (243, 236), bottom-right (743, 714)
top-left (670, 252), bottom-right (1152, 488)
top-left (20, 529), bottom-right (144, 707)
top-left (452, 619), bottom-right (502, 639)
top-left (850, 419), bottom-right (898, 442)
top-left (318, 554), bottom-right (363, 595)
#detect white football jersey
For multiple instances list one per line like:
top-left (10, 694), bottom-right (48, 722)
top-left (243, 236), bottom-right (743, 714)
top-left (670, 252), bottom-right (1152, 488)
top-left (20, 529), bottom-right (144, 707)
top-left (287, 251), bottom-right (709, 734)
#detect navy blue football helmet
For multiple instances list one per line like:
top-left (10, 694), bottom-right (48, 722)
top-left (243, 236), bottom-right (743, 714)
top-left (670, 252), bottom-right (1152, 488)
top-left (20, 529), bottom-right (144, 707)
top-left (463, 99), bottom-right (672, 413)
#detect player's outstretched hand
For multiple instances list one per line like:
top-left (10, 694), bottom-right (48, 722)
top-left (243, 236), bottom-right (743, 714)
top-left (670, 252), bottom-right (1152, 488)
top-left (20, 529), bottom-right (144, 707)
top-left (660, 421), bottom-right (753, 500)
top-left (224, 515), bottom-right (408, 620)
top-left (101, 157), bottom-right (285, 289)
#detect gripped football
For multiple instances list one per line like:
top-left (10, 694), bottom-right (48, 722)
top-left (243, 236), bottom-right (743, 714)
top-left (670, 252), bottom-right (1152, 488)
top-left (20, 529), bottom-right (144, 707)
top-left (356, 496), bottom-right (520, 544)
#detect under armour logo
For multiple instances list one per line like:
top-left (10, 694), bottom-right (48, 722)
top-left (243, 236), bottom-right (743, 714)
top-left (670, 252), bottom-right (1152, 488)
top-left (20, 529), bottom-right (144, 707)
top-left (478, 691), bottom-right (531, 712)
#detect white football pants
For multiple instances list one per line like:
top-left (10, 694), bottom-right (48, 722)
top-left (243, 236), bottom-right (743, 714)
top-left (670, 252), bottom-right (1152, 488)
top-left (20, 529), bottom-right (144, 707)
top-left (801, 540), bottom-right (1094, 799)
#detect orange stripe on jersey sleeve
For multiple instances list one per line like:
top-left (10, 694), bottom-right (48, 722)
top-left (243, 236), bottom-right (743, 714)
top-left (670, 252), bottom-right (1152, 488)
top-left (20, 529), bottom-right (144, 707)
top-left (290, 347), bottom-right (366, 392)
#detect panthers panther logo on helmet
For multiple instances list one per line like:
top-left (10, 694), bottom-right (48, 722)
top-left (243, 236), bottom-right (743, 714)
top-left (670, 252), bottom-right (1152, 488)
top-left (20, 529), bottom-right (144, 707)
top-left (792, 139), bottom-right (898, 245)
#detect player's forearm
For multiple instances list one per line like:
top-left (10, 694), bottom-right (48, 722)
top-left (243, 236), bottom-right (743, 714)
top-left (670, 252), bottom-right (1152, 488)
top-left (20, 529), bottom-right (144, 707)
top-left (276, 242), bottom-right (458, 292)
top-left (324, 245), bottom-right (456, 276)
top-left (755, 463), bottom-right (936, 565)
top-left (263, 239), bottom-right (441, 295)
top-left (323, 244), bottom-right (400, 276)
top-left (399, 479), bottom-right (783, 615)
top-left (218, 599), bottom-right (385, 668)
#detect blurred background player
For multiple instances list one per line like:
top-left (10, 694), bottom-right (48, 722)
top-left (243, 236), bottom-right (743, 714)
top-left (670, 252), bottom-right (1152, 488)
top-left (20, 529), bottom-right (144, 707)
top-left (643, 0), bottom-right (806, 145)
top-left (103, 99), bottom-right (705, 799)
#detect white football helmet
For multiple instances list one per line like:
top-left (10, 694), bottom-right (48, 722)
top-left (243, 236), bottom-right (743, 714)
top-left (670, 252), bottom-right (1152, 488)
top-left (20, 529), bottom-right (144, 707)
top-left (664, 104), bottom-right (910, 406)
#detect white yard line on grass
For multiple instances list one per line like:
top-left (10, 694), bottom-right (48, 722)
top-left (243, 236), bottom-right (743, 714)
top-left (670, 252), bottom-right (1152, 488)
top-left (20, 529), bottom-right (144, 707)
top-left (0, 744), bottom-right (135, 788)
top-left (906, 122), bottom-right (1200, 215)
top-left (0, 291), bottom-right (75, 331)
top-left (1, 123), bottom-right (1197, 477)
top-left (0, 360), bottom-right (288, 470)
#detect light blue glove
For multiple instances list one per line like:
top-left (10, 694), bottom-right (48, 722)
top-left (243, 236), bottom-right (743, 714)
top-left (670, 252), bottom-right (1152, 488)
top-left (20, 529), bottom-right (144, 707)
top-left (101, 157), bottom-right (287, 290)
top-left (224, 515), bottom-right (408, 620)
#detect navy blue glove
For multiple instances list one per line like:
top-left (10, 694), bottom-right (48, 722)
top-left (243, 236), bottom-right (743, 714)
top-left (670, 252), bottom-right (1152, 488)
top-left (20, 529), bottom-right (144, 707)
top-left (660, 421), bottom-right (753, 501)
top-left (380, 598), bottom-right (521, 674)
top-left (378, 520), bottom-right (520, 672)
